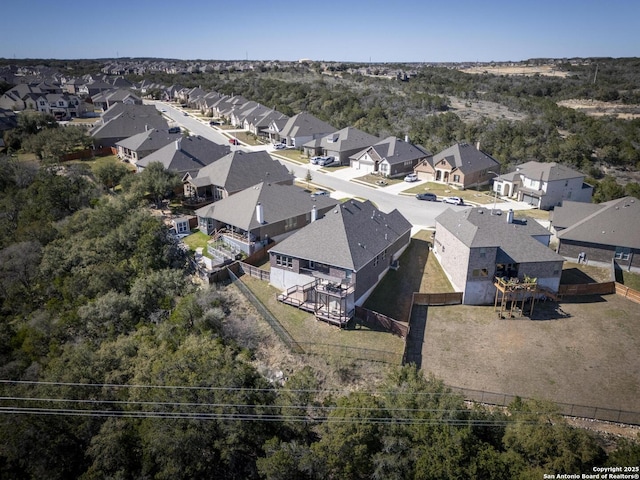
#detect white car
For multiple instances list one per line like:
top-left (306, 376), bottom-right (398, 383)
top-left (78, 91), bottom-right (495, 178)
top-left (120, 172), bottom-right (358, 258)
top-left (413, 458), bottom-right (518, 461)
top-left (404, 173), bottom-right (418, 182)
top-left (443, 196), bottom-right (464, 205)
top-left (273, 143), bottom-right (286, 150)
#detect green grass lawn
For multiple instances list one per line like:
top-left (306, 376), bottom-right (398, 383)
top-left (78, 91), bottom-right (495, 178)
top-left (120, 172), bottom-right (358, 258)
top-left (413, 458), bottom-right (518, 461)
top-left (273, 149), bottom-right (307, 164)
top-left (66, 154), bottom-right (137, 174)
top-left (183, 230), bottom-right (211, 254)
top-left (621, 270), bottom-right (640, 290)
top-left (402, 182), bottom-right (497, 204)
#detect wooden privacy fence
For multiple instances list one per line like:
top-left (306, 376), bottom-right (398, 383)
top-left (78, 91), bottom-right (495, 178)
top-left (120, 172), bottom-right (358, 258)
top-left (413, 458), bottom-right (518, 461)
top-left (557, 281), bottom-right (616, 297)
top-left (355, 306), bottom-right (408, 338)
top-left (615, 282), bottom-right (640, 304)
top-left (61, 146), bottom-right (116, 161)
top-left (238, 262), bottom-right (270, 281)
top-left (412, 292), bottom-right (463, 305)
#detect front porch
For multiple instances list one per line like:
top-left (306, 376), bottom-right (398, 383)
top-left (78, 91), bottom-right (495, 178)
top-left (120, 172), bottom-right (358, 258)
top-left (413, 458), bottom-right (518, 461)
top-left (277, 278), bottom-right (355, 327)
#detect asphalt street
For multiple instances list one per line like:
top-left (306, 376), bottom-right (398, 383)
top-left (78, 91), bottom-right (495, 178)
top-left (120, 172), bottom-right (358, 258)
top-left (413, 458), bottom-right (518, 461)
top-left (148, 100), bottom-right (529, 230)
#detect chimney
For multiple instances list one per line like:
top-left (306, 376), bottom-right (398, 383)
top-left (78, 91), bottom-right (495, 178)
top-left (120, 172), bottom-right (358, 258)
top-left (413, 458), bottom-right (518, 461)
top-left (404, 134), bottom-right (409, 142)
top-left (476, 141), bottom-right (481, 150)
top-left (145, 124), bottom-right (149, 131)
top-left (311, 205), bottom-right (317, 222)
top-left (506, 209), bottom-right (514, 224)
top-left (256, 202), bottom-right (264, 224)
top-left (175, 138), bottom-right (181, 150)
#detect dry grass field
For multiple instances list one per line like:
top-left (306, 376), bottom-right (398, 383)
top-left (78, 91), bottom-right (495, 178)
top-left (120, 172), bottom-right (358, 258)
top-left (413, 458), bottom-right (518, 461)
top-left (420, 294), bottom-right (640, 413)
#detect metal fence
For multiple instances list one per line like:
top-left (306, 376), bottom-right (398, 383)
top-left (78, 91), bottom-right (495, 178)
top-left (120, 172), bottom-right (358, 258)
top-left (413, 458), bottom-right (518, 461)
top-left (448, 386), bottom-right (640, 425)
top-left (226, 267), bottom-right (303, 354)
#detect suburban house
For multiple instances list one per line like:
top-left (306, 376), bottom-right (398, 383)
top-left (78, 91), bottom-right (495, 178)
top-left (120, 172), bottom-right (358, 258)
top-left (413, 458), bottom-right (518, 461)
top-left (433, 207), bottom-right (564, 305)
top-left (551, 196), bottom-right (640, 270)
top-left (90, 104), bottom-right (169, 148)
top-left (302, 126), bottom-right (379, 166)
top-left (196, 182), bottom-right (338, 259)
top-left (91, 89), bottom-right (142, 111)
top-left (0, 108), bottom-right (18, 133)
top-left (492, 161), bottom-right (593, 210)
top-left (270, 200), bottom-right (412, 325)
top-left (0, 83), bottom-right (62, 111)
top-left (245, 109), bottom-right (288, 138)
top-left (182, 150), bottom-right (293, 207)
top-left (115, 129), bottom-right (183, 165)
top-left (78, 79), bottom-right (115, 98)
top-left (414, 142), bottom-right (500, 189)
top-left (136, 135), bottom-right (230, 177)
top-left (350, 136), bottom-right (430, 177)
top-left (269, 112), bottom-right (337, 148)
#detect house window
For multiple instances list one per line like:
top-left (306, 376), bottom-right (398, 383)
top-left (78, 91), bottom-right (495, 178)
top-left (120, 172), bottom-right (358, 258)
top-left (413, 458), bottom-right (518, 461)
top-left (382, 248), bottom-right (387, 260)
top-left (453, 174), bottom-right (460, 183)
top-left (472, 268), bottom-right (489, 277)
top-left (404, 160), bottom-right (413, 167)
top-left (373, 255), bottom-right (379, 267)
top-left (275, 255), bottom-right (293, 268)
top-left (565, 180), bottom-right (569, 186)
top-left (615, 247), bottom-right (630, 261)
top-left (285, 217), bottom-right (297, 231)
top-left (479, 248), bottom-right (486, 258)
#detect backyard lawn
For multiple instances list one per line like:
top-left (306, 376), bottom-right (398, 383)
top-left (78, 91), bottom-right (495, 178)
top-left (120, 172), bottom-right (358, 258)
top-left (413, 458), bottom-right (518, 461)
top-left (238, 275), bottom-right (405, 364)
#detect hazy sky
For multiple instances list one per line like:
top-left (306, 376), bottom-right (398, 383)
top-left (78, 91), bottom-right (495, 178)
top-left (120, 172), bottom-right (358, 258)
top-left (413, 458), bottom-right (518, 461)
top-left (1, 0), bottom-right (638, 62)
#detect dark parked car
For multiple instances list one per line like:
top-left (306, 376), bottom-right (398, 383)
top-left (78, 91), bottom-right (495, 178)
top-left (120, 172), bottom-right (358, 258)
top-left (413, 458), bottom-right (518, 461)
top-left (416, 192), bottom-right (437, 201)
top-left (209, 120), bottom-right (221, 126)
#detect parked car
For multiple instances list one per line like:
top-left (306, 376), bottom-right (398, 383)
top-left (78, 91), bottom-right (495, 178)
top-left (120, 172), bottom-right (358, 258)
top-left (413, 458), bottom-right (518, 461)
top-left (310, 189), bottom-right (330, 197)
top-left (416, 192), bottom-right (438, 201)
top-left (183, 112), bottom-right (189, 116)
top-left (443, 196), bottom-right (464, 205)
top-left (168, 127), bottom-right (180, 133)
top-left (209, 120), bottom-right (221, 126)
top-left (404, 173), bottom-right (418, 182)
top-left (273, 143), bottom-right (286, 150)
top-left (229, 138), bottom-right (239, 145)
top-left (317, 156), bottom-right (334, 166)
top-left (310, 156), bottom-right (322, 164)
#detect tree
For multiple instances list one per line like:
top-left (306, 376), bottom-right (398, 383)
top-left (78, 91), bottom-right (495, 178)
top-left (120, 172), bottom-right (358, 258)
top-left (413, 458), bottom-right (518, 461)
top-left (305, 169), bottom-right (312, 189)
top-left (125, 162), bottom-right (181, 208)
top-left (93, 161), bottom-right (130, 190)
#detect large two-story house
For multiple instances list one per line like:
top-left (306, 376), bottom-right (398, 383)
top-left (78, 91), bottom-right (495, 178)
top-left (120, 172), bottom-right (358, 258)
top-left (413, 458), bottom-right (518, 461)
top-left (90, 103), bottom-right (169, 148)
top-left (414, 142), bottom-right (500, 189)
top-left (433, 207), bottom-right (564, 305)
top-left (493, 161), bottom-right (593, 210)
top-left (269, 200), bottom-right (412, 325)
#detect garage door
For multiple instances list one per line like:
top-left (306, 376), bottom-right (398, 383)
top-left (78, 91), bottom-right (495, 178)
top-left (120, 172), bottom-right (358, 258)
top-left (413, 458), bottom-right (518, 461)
top-left (521, 194), bottom-right (538, 205)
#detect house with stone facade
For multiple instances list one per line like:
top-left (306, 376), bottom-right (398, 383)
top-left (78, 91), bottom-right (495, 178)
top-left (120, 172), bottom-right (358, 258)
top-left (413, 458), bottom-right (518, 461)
top-left (433, 207), bottom-right (564, 305)
top-left (414, 142), bottom-right (500, 189)
top-left (349, 136), bottom-right (430, 177)
top-left (302, 126), bottom-right (379, 166)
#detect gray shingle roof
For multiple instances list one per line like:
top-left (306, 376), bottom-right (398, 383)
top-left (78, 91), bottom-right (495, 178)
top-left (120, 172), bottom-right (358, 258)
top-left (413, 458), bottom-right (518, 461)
top-left (136, 135), bottom-right (230, 176)
top-left (351, 136), bottom-right (429, 165)
top-left (280, 112), bottom-right (337, 139)
top-left (303, 126), bottom-right (379, 152)
top-left (270, 200), bottom-right (412, 271)
top-left (510, 161), bottom-right (585, 182)
top-left (436, 207), bottom-right (563, 263)
top-left (556, 197), bottom-right (640, 249)
top-left (428, 142), bottom-right (499, 173)
top-left (115, 129), bottom-right (182, 151)
top-left (187, 150), bottom-right (293, 193)
top-left (195, 182), bottom-right (338, 231)
top-left (90, 109), bottom-right (169, 141)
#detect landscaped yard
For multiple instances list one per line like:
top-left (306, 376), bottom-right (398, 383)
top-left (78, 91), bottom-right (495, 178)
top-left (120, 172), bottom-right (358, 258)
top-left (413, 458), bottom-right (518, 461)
top-left (182, 230), bottom-right (211, 256)
top-left (68, 154), bottom-right (137, 173)
top-left (353, 174), bottom-right (403, 187)
top-left (273, 149), bottom-right (307, 164)
top-left (402, 181), bottom-right (498, 205)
